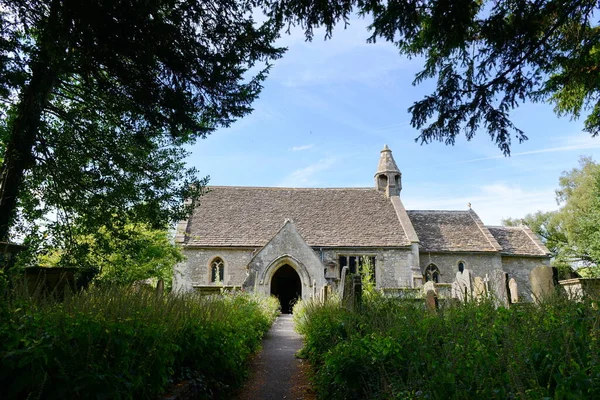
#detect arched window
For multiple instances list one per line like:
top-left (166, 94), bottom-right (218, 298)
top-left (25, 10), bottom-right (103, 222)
top-left (458, 261), bottom-right (465, 273)
top-left (211, 257), bottom-right (225, 283)
top-left (425, 264), bottom-right (440, 283)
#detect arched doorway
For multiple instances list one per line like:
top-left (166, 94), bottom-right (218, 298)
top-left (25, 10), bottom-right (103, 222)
top-left (270, 264), bottom-right (302, 314)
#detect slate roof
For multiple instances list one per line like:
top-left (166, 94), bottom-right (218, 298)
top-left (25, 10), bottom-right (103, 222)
top-left (406, 210), bottom-right (502, 252)
top-left (487, 226), bottom-right (550, 256)
top-left (183, 187), bottom-right (411, 247)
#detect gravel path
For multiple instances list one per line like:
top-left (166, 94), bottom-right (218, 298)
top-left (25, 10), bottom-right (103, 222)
top-left (234, 314), bottom-right (316, 400)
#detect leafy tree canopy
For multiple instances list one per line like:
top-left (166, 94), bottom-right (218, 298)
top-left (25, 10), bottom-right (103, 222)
top-left (262, 0), bottom-right (600, 154)
top-left (503, 156), bottom-right (600, 277)
top-left (36, 220), bottom-right (183, 288)
top-left (0, 0), bottom-right (283, 248)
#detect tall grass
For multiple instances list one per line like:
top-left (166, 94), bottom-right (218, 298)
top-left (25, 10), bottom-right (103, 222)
top-left (294, 295), bottom-right (600, 399)
top-left (0, 286), bottom-right (279, 399)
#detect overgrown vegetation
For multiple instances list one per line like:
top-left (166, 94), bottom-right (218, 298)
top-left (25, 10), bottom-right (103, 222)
top-left (31, 221), bottom-right (184, 288)
top-left (294, 295), bottom-right (600, 399)
top-left (504, 156), bottom-right (600, 278)
top-left (0, 287), bottom-right (279, 399)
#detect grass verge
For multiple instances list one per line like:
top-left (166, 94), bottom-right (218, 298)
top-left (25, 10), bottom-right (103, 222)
top-left (294, 294), bottom-right (600, 399)
top-left (0, 286), bottom-right (279, 399)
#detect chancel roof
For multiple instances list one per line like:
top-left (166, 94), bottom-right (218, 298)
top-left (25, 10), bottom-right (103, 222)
top-left (406, 210), bottom-right (502, 252)
top-left (487, 226), bottom-right (550, 256)
top-left (183, 186), bottom-right (411, 247)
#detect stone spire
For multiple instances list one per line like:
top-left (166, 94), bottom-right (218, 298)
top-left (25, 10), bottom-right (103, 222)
top-left (375, 145), bottom-right (402, 197)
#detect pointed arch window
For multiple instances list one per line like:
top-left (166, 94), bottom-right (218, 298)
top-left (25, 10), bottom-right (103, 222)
top-left (425, 264), bottom-right (440, 283)
top-left (211, 257), bottom-right (225, 283)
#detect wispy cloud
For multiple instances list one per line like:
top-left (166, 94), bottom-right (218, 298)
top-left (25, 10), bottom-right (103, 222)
top-left (290, 144), bottom-right (314, 152)
top-left (278, 158), bottom-right (337, 187)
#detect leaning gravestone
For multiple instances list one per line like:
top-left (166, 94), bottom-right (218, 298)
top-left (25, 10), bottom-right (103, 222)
top-left (425, 289), bottom-right (438, 314)
top-left (338, 266), bottom-right (349, 297)
top-left (473, 276), bottom-right (486, 300)
top-left (508, 278), bottom-right (519, 303)
top-left (489, 269), bottom-right (509, 307)
top-left (530, 266), bottom-right (558, 303)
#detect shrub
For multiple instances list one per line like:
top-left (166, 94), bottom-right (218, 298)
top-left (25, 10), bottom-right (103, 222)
top-left (0, 286), bottom-right (279, 399)
top-left (295, 294), bottom-right (600, 399)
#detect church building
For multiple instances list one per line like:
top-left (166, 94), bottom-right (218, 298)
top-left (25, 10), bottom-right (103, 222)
top-left (173, 146), bottom-right (550, 311)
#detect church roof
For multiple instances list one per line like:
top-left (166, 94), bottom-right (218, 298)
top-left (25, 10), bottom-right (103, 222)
top-left (487, 226), bottom-right (551, 256)
top-left (406, 210), bottom-right (503, 253)
top-left (183, 186), bottom-right (411, 247)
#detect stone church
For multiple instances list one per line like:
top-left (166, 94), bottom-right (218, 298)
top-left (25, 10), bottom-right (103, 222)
top-left (173, 146), bottom-right (550, 311)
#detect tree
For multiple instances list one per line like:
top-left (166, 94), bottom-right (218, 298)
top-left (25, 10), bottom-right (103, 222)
top-left (502, 211), bottom-right (573, 278)
top-left (37, 221), bottom-right (184, 288)
top-left (503, 156), bottom-right (600, 277)
top-left (262, 0), bottom-right (600, 154)
top-left (0, 0), bottom-right (284, 244)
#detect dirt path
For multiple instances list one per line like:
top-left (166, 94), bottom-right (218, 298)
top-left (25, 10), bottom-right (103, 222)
top-left (234, 314), bottom-right (316, 400)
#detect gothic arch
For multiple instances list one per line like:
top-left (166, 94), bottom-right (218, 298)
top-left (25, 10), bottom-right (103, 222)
top-left (259, 254), bottom-right (312, 289)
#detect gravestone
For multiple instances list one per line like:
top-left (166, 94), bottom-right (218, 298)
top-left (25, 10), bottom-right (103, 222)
top-left (451, 269), bottom-right (473, 302)
top-left (473, 276), bottom-right (486, 300)
top-left (456, 269), bottom-right (473, 301)
top-left (338, 266), bottom-right (349, 297)
top-left (489, 269), bottom-right (509, 307)
top-left (423, 280), bottom-right (436, 296)
top-left (508, 278), bottom-right (518, 303)
top-left (425, 289), bottom-right (438, 314)
top-left (156, 279), bottom-right (165, 295)
top-left (530, 266), bottom-right (558, 303)
top-left (451, 280), bottom-right (461, 300)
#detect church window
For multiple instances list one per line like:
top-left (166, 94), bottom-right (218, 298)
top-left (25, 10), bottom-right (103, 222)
top-left (458, 261), bottom-right (465, 273)
top-left (425, 264), bottom-right (440, 283)
top-left (338, 255), bottom-right (376, 283)
top-left (211, 257), bottom-right (225, 283)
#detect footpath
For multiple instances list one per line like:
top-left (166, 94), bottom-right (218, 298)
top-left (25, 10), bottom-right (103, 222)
top-left (234, 314), bottom-right (316, 400)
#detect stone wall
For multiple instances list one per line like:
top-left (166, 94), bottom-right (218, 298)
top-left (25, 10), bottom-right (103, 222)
top-left (501, 256), bottom-right (550, 301)
top-left (419, 252), bottom-right (502, 284)
top-left (559, 278), bottom-right (600, 301)
top-left (245, 221), bottom-right (326, 299)
top-left (173, 248), bottom-right (255, 292)
top-left (320, 247), bottom-right (413, 288)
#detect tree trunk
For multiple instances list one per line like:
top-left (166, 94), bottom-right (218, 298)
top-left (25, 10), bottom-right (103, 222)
top-left (0, 62), bottom-right (57, 241)
top-left (0, 0), bottom-right (62, 242)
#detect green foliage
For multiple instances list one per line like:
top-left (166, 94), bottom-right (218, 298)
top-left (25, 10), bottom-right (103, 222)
top-left (36, 221), bottom-right (183, 288)
top-left (357, 256), bottom-right (377, 296)
top-left (0, 287), bottom-right (279, 399)
top-left (503, 211), bottom-right (574, 279)
top-left (0, 0), bottom-right (284, 242)
top-left (504, 157), bottom-right (600, 277)
top-left (262, 0), bottom-right (600, 154)
top-left (295, 295), bottom-right (600, 399)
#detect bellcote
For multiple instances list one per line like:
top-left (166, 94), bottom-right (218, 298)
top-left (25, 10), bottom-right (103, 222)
top-left (375, 144), bottom-right (402, 197)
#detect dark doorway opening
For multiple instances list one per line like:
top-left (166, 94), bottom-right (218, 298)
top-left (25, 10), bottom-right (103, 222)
top-left (270, 264), bottom-right (302, 314)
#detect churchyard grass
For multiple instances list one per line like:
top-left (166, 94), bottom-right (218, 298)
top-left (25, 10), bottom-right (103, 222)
top-left (0, 286), bottom-right (279, 399)
top-left (294, 294), bottom-right (600, 399)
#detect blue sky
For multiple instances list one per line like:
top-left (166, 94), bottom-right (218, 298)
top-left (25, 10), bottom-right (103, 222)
top-left (186, 16), bottom-right (600, 226)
